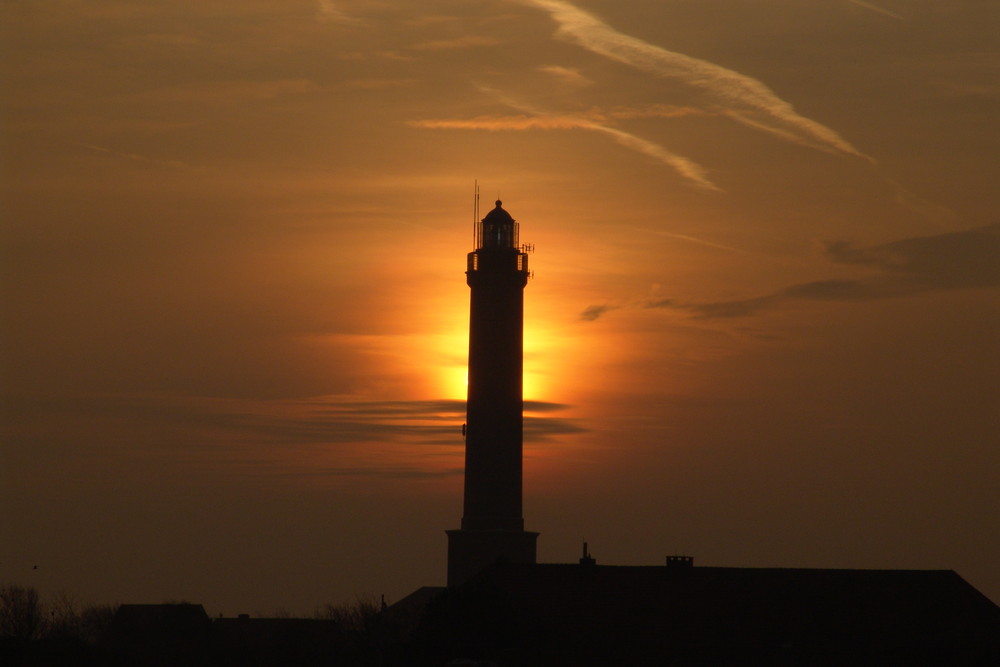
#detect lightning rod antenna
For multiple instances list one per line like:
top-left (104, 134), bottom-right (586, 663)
top-left (473, 180), bottom-right (480, 248)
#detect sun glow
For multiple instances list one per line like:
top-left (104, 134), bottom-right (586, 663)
top-left (389, 234), bottom-right (587, 412)
top-left (433, 341), bottom-right (548, 402)
top-left (443, 364), bottom-right (468, 401)
top-left (431, 322), bottom-right (557, 403)
top-left (523, 322), bottom-right (553, 402)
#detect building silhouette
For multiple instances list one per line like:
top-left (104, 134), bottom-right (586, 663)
top-left (447, 199), bottom-right (538, 587)
top-left (409, 560), bottom-right (1000, 665)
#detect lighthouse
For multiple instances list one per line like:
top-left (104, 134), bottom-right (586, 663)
top-left (446, 200), bottom-right (538, 587)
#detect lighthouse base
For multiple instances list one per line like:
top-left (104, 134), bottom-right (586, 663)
top-left (446, 528), bottom-right (538, 587)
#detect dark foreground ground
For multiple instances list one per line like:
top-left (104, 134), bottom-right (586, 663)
top-left (4, 563), bottom-right (999, 665)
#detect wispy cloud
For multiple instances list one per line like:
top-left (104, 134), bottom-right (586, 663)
top-left (845, 0), bottom-right (904, 21)
top-left (411, 115), bottom-right (590, 131)
top-left (412, 35), bottom-right (501, 51)
top-left (655, 232), bottom-right (746, 254)
top-left (677, 224), bottom-right (1000, 318)
top-left (11, 392), bottom-right (583, 449)
top-left (5, 393), bottom-right (584, 480)
top-left (591, 125), bottom-right (719, 191)
top-left (409, 102), bottom-right (719, 191)
top-left (580, 304), bottom-right (619, 321)
top-left (316, 0), bottom-right (360, 24)
top-left (134, 78), bottom-right (321, 105)
top-left (824, 223), bottom-right (1000, 291)
top-left (409, 104), bottom-right (702, 130)
top-left (516, 0), bottom-right (871, 160)
top-left (537, 64), bottom-right (593, 86)
top-left (79, 143), bottom-right (193, 170)
top-left (582, 224), bottom-right (1000, 321)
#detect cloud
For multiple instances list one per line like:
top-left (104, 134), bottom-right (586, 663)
top-left (412, 35), bottom-right (501, 51)
top-left (5, 392), bottom-right (583, 459)
top-left (885, 178), bottom-right (957, 225)
top-left (825, 223), bottom-right (1000, 290)
top-left (525, 414), bottom-right (588, 438)
top-left (316, 0), bottom-right (360, 24)
top-left (286, 397), bottom-right (583, 444)
top-left (654, 232), bottom-right (745, 254)
top-left (781, 279), bottom-right (875, 301)
top-left (340, 78), bottom-right (419, 90)
top-left (408, 104), bottom-right (702, 131)
top-left (78, 143), bottom-right (193, 170)
top-left (845, 0), bottom-right (904, 21)
top-left (207, 397), bottom-right (454, 447)
top-left (679, 296), bottom-right (775, 319)
top-left (133, 79), bottom-right (321, 105)
top-left (410, 114), bottom-right (592, 131)
top-left (695, 224), bottom-right (1000, 317)
top-left (580, 304), bottom-right (618, 321)
top-left (595, 224), bottom-right (1000, 320)
top-left (591, 125), bottom-right (720, 191)
top-left (515, 0), bottom-right (871, 160)
top-left (524, 400), bottom-right (572, 412)
top-left (272, 465), bottom-right (464, 480)
top-left (538, 65), bottom-right (593, 86)
top-left (409, 104), bottom-right (719, 191)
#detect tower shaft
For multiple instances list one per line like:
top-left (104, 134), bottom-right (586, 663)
top-left (463, 248), bottom-right (526, 530)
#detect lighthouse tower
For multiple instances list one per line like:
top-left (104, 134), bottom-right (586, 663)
top-left (446, 200), bottom-right (538, 587)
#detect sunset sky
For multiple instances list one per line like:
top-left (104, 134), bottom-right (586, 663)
top-left (2, 0), bottom-right (998, 615)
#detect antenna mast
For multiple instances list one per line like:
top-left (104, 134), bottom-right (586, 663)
top-left (473, 180), bottom-right (480, 249)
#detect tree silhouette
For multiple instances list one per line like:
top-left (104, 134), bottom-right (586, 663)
top-left (0, 584), bottom-right (44, 641)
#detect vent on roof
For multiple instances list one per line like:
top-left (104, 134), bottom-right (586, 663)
top-left (579, 541), bottom-right (596, 566)
top-left (666, 555), bottom-right (694, 569)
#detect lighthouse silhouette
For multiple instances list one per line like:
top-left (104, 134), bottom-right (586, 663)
top-left (446, 199), bottom-right (538, 587)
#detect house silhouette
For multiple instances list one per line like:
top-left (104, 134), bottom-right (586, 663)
top-left (401, 559), bottom-right (1000, 665)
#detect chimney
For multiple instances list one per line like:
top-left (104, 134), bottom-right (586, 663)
top-left (579, 541), bottom-right (596, 566)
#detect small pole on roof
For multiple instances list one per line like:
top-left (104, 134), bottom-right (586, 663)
top-left (580, 540), bottom-right (596, 566)
top-left (473, 180), bottom-right (479, 248)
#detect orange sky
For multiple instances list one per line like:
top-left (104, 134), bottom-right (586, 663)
top-left (2, 0), bottom-right (999, 614)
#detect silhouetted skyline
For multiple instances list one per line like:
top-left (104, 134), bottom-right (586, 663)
top-left (2, 1), bottom-right (999, 615)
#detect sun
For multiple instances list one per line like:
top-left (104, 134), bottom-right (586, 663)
top-left (433, 325), bottom-right (550, 403)
top-left (443, 365), bottom-right (468, 401)
top-left (522, 323), bottom-right (550, 402)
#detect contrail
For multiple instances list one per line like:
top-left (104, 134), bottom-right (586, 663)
top-left (78, 142), bottom-right (192, 169)
top-left (515, 0), bottom-right (871, 160)
top-left (411, 87), bottom-right (720, 191)
top-left (656, 232), bottom-right (745, 253)
top-left (537, 65), bottom-right (593, 86)
top-left (589, 125), bottom-right (719, 191)
top-left (316, 0), bottom-right (359, 24)
top-left (410, 114), bottom-right (718, 191)
top-left (482, 85), bottom-right (720, 190)
top-left (410, 115), bottom-right (595, 131)
top-left (408, 104), bottom-right (702, 130)
top-left (846, 0), bottom-right (903, 20)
